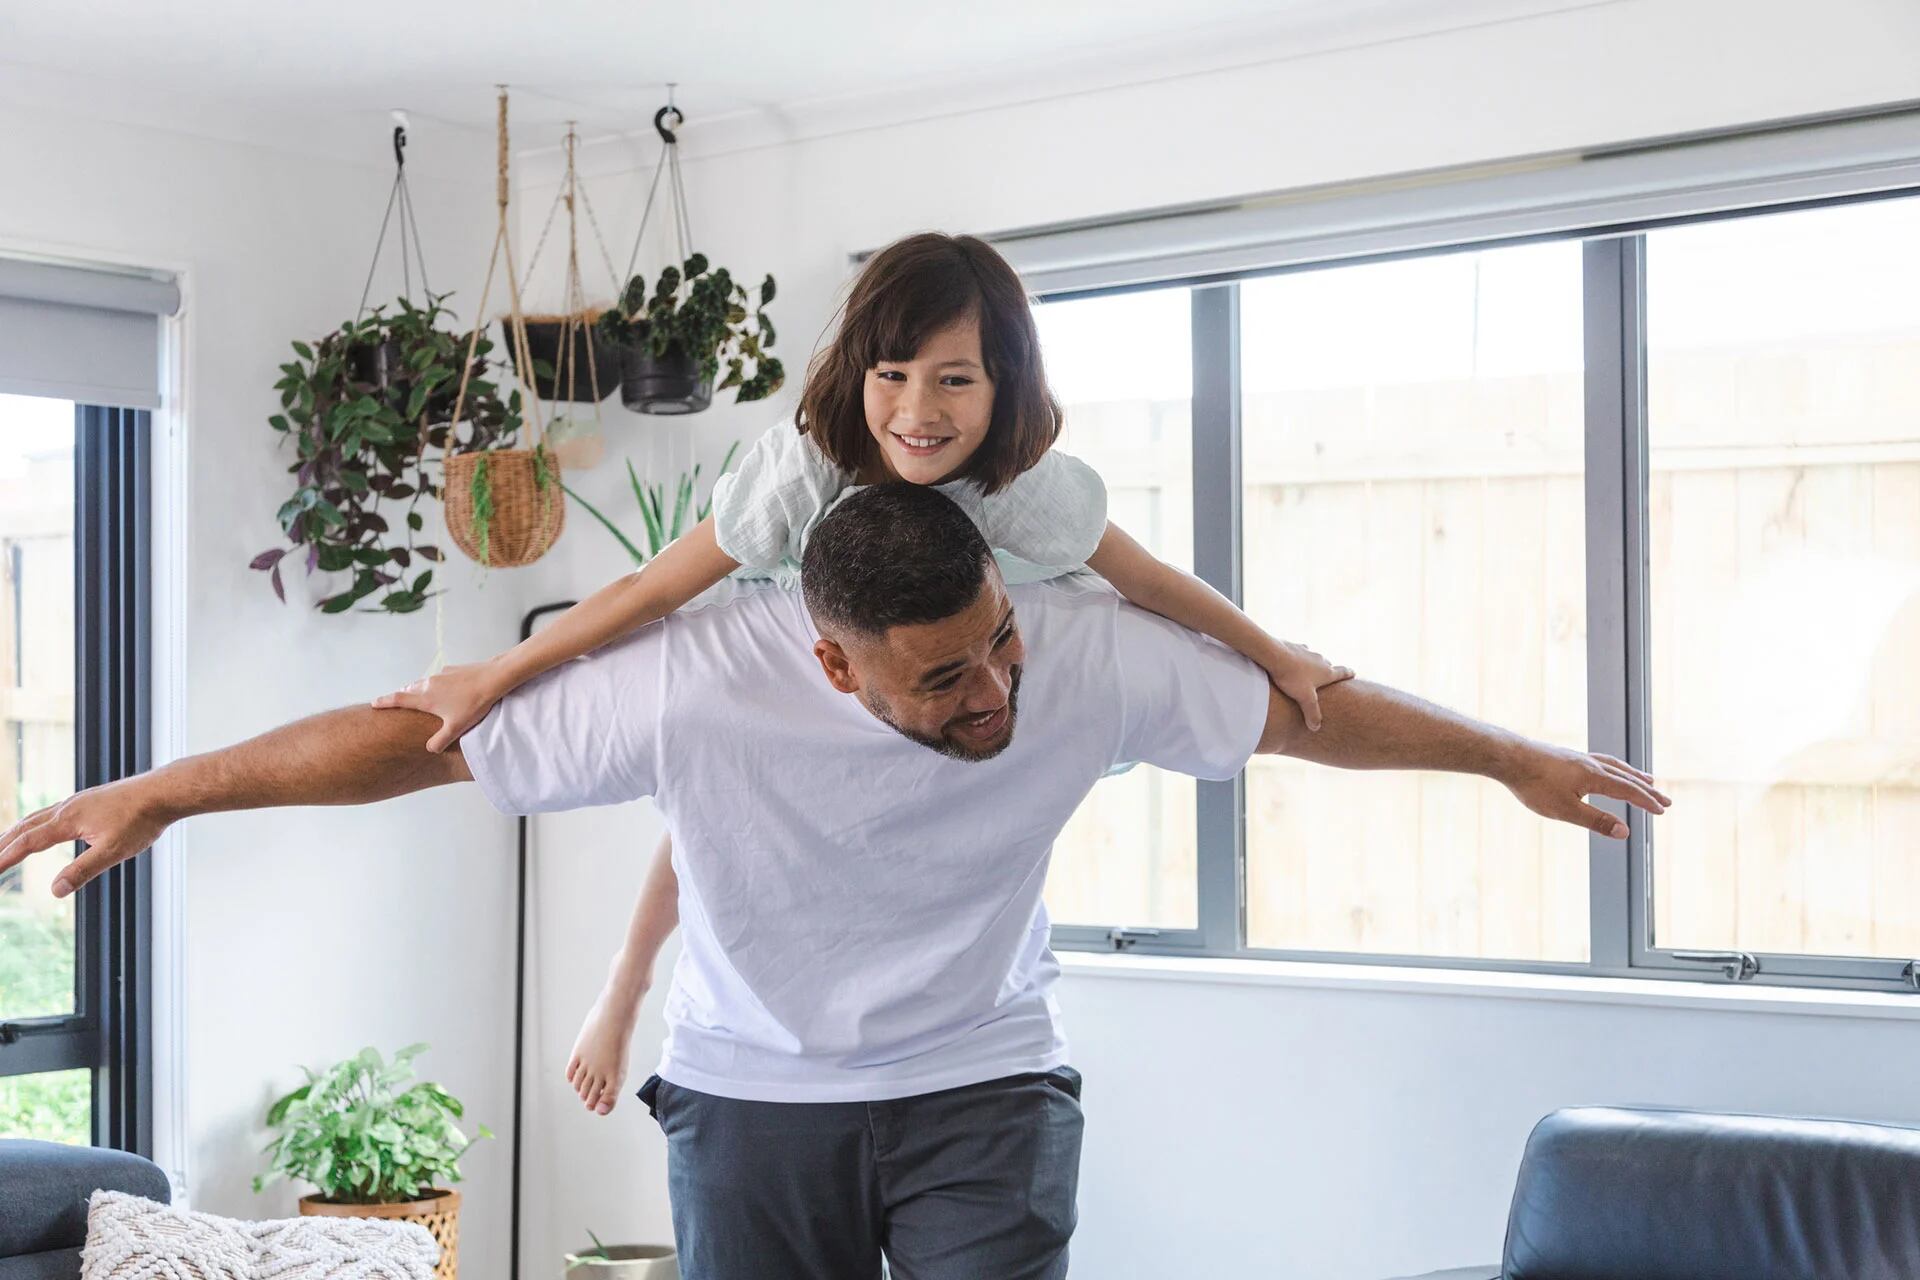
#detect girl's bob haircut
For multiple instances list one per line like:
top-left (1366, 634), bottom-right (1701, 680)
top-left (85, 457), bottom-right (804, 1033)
top-left (796, 232), bottom-right (1063, 494)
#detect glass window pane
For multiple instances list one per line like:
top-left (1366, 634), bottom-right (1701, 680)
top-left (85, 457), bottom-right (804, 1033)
top-left (1647, 197), bottom-right (1920, 960)
top-left (1240, 243), bottom-right (1590, 960)
top-left (0, 1068), bottom-right (91, 1143)
top-left (0, 394), bottom-right (77, 1020)
top-left (1035, 288), bottom-right (1199, 929)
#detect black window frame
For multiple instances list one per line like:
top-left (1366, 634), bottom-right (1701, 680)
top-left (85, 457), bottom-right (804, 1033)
top-left (0, 404), bottom-right (153, 1153)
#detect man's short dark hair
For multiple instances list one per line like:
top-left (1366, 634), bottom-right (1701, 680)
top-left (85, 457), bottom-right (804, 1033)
top-left (802, 484), bottom-right (994, 638)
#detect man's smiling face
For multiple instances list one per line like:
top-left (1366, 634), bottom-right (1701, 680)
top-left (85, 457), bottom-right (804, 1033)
top-left (813, 568), bottom-right (1024, 762)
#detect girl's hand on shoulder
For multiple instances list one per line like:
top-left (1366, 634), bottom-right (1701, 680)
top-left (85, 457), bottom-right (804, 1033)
top-left (1261, 641), bottom-right (1355, 733)
top-left (371, 659), bottom-right (508, 753)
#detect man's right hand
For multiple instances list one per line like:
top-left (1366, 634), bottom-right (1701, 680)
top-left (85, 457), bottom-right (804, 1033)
top-left (0, 776), bottom-right (173, 899)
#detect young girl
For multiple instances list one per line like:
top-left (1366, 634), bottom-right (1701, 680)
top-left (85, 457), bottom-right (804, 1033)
top-left (374, 232), bottom-right (1352, 1115)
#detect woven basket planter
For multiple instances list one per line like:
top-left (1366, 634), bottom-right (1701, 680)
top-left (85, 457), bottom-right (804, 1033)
top-left (444, 447), bottom-right (565, 567)
top-left (301, 1187), bottom-right (462, 1280)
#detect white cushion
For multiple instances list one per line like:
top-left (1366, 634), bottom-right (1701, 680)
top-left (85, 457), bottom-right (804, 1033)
top-left (81, 1189), bottom-right (440, 1280)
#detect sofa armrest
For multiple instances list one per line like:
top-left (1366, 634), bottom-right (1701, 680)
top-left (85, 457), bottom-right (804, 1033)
top-left (0, 1140), bottom-right (171, 1257)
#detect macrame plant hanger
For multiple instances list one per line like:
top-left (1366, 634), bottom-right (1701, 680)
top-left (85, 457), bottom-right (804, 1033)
top-left (513, 123), bottom-right (627, 468)
top-left (438, 86), bottom-right (566, 570)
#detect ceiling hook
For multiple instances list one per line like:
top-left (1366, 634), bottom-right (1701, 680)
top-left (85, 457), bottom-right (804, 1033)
top-left (654, 103), bottom-right (684, 147)
top-left (390, 108), bottom-right (410, 170)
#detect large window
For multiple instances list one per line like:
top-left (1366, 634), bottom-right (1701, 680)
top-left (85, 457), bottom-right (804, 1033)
top-left (0, 395), bottom-right (151, 1149)
top-left (1038, 185), bottom-right (1920, 992)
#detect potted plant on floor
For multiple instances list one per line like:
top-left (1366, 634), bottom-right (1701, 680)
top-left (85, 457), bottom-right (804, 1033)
top-left (255, 1042), bottom-right (492, 1280)
top-left (254, 294), bottom-right (521, 613)
top-left (597, 256), bottom-right (782, 415)
top-left (565, 1231), bottom-right (678, 1280)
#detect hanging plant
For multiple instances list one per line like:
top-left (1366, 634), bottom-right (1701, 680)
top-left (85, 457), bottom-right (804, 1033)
top-left (443, 439), bottom-right (562, 568)
top-left (433, 87), bottom-right (568, 570)
top-left (251, 293), bottom-right (522, 613)
top-left (598, 255), bottom-right (782, 414)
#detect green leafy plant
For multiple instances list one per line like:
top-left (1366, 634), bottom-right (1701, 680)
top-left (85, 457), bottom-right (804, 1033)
top-left (253, 1043), bottom-right (492, 1205)
top-left (254, 294), bottom-right (524, 614)
top-left (563, 441), bottom-right (739, 565)
top-left (597, 255), bottom-right (783, 402)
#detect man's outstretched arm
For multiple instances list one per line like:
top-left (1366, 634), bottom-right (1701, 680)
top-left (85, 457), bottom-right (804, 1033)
top-left (1256, 678), bottom-right (1671, 837)
top-left (0, 705), bottom-right (473, 899)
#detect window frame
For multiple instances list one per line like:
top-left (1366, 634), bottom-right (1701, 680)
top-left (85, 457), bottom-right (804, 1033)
top-left (1042, 186), bottom-right (1920, 996)
top-left (0, 404), bottom-right (154, 1151)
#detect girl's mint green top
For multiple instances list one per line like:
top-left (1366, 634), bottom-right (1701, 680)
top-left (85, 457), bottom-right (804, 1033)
top-left (708, 420), bottom-right (1109, 588)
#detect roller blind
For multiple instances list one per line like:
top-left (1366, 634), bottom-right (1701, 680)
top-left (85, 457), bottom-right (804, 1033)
top-left (987, 106), bottom-right (1920, 295)
top-left (0, 257), bottom-right (180, 409)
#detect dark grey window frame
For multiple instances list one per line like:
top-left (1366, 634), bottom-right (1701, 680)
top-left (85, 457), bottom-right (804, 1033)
top-left (0, 404), bottom-right (154, 1152)
top-left (1043, 186), bottom-right (1920, 996)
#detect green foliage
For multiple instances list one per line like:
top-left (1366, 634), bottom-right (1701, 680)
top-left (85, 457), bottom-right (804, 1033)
top-left (597, 256), bottom-right (784, 403)
top-left (0, 1070), bottom-right (89, 1145)
top-left (253, 1044), bottom-right (492, 1206)
top-left (562, 441), bottom-right (739, 566)
top-left (255, 294), bottom-right (523, 614)
top-left (0, 899), bottom-right (75, 1020)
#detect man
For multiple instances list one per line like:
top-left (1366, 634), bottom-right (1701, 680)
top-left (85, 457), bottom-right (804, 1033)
top-left (0, 484), bottom-right (1667, 1280)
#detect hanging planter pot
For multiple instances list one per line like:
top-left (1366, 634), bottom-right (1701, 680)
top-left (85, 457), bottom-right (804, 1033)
top-left (509, 313), bottom-right (622, 404)
top-left (346, 337), bottom-right (405, 391)
top-left (600, 102), bottom-right (782, 417)
top-left (618, 341), bottom-right (712, 415)
top-left (547, 414), bottom-right (606, 471)
top-left (443, 444), bottom-right (565, 567)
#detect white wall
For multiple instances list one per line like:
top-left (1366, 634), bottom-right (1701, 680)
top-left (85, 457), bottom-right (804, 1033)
top-left (0, 101), bottom-right (532, 1278)
top-left (505, 1), bottom-right (1920, 1277)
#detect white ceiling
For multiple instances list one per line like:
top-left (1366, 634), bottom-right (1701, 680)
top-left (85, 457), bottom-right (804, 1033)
top-left (0, 0), bottom-right (1612, 163)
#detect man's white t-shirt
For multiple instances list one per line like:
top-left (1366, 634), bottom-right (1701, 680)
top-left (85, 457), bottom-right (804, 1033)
top-left (462, 576), bottom-right (1267, 1103)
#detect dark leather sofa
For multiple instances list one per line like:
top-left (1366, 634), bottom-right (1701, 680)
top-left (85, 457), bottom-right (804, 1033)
top-left (1394, 1105), bottom-right (1920, 1280)
top-left (0, 1139), bottom-right (171, 1280)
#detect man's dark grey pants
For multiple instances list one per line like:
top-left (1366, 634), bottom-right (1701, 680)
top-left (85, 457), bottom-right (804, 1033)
top-left (637, 1066), bottom-right (1084, 1279)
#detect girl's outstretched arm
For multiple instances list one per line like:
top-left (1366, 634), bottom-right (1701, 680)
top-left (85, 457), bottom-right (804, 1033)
top-left (567, 831), bottom-right (681, 1115)
top-left (374, 515), bottom-right (740, 751)
top-left (1087, 520), bottom-right (1353, 730)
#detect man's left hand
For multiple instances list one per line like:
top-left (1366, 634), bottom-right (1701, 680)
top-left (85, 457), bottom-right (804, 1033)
top-left (1501, 746), bottom-right (1670, 839)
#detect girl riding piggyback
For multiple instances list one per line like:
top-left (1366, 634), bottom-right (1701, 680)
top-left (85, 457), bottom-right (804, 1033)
top-left (375, 231), bottom-right (1351, 1113)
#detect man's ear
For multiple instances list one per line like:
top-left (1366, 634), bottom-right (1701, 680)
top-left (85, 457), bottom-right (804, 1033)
top-left (813, 638), bottom-right (861, 695)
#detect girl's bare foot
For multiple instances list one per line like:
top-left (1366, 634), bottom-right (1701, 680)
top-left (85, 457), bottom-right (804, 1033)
top-left (565, 978), bottom-right (646, 1115)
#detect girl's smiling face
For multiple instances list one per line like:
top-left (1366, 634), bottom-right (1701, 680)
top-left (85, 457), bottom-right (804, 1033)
top-left (863, 312), bottom-right (996, 485)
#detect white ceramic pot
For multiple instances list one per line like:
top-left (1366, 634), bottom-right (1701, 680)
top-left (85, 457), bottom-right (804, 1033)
top-left (563, 1245), bottom-right (678, 1280)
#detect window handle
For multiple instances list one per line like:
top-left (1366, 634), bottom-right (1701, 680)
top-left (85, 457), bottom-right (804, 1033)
top-left (1107, 927), bottom-right (1161, 952)
top-left (1902, 961), bottom-right (1920, 992)
top-left (1673, 950), bottom-right (1760, 981)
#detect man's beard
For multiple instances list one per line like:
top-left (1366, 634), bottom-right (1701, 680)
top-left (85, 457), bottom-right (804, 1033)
top-left (868, 665), bottom-right (1021, 762)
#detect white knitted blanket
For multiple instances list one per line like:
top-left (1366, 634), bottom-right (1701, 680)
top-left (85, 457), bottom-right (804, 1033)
top-left (81, 1189), bottom-right (440, 1280)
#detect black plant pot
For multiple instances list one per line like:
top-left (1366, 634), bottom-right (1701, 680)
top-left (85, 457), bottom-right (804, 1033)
top-left (620, 342), bottom-right (713, 416)
top-left (347, 339), bottom-right (404, 391)
top-left (511, 319), bottom-right (622, 404)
